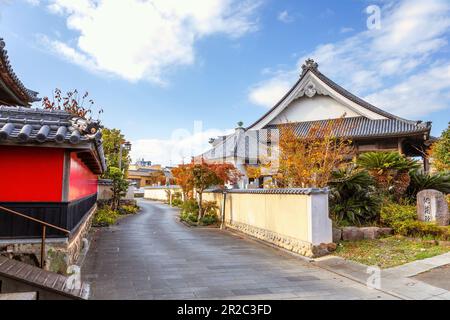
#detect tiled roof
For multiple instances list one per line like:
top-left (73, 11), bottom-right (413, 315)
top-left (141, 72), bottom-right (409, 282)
top-left (0, 38), bottom-right (39, 105)
top-left (264, 117), bottom-right (431, 139)
top-left (201, 128), bottom-right (268, 161)
top-left (201, 117), bottom-right (431, 163)
top-left (205, 187), bottom-right (329, 195)
top-left (0, 106), bottom-right (106, 173)
top-left (247, 59), bottom-right (424, 130)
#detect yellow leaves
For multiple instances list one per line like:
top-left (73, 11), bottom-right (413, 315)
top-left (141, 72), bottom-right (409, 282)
top-left (277, 118), bottom-right (353, 188)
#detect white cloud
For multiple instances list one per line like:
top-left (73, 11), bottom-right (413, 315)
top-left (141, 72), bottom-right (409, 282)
top-left (340, 27), bottom-right (354, 34)
top-left (36, 0), bottom-right (261, 83)
top-left (248, 71), bottom-right (295, 108)
top-left (25, 0), bottom-right (40, 6)
top-left (130, 126), bottom-right (233, 166)
top-left (365, 62), bottom-right (450, 117)
top-left (248, 0), bottom-right (450, 118)
top-left (277, 10), bottom-right (294, 23)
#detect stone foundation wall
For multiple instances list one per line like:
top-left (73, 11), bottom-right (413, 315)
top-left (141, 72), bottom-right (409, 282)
top-left (0, 204), bottom-right (97, 274)
top-left (226, 220), bottom-right (323, 257)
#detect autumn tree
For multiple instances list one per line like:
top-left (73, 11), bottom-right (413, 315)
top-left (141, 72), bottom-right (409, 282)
top-left (277, 118), bottom-right (353, 188)
top-left (191, 160), bottom-right (241, 219)
top-left (144, 170), bottom-right (167, 186)
top-left (429, 122), bottom-right (450, 172)
top-left (172, 164), bottom-right (194, 200)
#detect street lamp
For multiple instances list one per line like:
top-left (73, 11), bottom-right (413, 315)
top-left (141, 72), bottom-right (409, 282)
top-left (118, 140), bottom-right (132, 170)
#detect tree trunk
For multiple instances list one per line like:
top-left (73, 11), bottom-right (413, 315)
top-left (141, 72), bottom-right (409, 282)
top-left (197, 191), bottom-right (203, 220)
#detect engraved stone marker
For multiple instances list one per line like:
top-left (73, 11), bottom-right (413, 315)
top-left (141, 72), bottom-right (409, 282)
top-left (417, 189), bottom-right (449, 226)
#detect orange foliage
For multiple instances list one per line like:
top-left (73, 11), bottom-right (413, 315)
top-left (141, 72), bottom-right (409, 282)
top-left (277, 118), bottom-right (353, 188)
top-left (172, 164), bottom-right (194, 199)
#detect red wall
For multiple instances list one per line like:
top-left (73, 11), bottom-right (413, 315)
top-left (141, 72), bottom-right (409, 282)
top-left (0, 146), bottom-right (64, 202)
top-left (68, 152), bottom-right (98, 201)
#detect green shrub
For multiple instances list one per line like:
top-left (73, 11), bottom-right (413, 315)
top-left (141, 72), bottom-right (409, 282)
top-left (179, 199), bottom-right (219, 225)
top-left (394, 220), bottom-right (447, 239)
top-left (180, 211), bottom-right (198, 224)
top-left (406, 171), bottom-right (450, 199)
top-left (380, 203), bottom-right (449, 239)
top-left (180, 199), bottom-right (199, 224)
top-left (199, 214), bottom-right (218, 226)
top-left (119, 204), bottom-right (139, 215)
top-left (93, 207), bottom-right (118, 226)
top-left (357, 152), bottom-right (419, 199)
top-left (203, 200), bottom-right (219, 216)
top-left (171, 198), bottom-right (183, 207)
top-left (329, 168), bottom-right (380, 226)
top-left (181, 199), bottom-right (199, 215)
top-left (380, 203), bottom-right (417, 227)
top-left (173, 191), bottom-right (182, 200)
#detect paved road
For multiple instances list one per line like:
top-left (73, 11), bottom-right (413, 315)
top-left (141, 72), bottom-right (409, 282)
top-left (82, 200), bottom-right (395, 300)
top-left (414, 264), bottom-right (450, 291)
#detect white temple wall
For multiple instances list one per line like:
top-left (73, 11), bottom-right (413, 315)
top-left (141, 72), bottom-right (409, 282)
top-left (269, 95), bottom-right (360, 124)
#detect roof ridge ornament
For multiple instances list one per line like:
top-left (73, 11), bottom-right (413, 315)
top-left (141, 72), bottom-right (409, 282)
top-left (301, 58), bottom-right (319, 76)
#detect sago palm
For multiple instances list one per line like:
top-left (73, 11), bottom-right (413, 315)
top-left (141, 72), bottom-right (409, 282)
top-left (407, 171), bottom-right (450, 198)
top-left (357, 152), bottom-right (420, 197)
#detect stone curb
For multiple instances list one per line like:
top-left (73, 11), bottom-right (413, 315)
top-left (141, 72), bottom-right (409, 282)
top-left (383, 252), bottom-right (450, 278)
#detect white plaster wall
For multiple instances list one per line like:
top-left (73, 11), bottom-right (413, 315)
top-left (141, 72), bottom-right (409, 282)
top-left (308, 193), bottom-right (333, 245)
top-left (269, 95), bottom-right (360, 124)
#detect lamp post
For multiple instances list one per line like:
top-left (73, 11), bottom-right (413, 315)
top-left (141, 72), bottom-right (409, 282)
top-left (118, 141), bottom-right (132, 171)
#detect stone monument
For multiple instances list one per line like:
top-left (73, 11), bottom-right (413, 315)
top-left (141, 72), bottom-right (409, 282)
top-left (417, 189), bottom-right (449, 226)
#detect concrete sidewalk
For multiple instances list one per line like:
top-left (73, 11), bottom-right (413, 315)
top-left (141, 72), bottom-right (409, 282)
top-left (314, 252), bottom-right (450, 300)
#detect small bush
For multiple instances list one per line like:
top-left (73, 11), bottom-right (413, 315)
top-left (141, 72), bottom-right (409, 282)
top-left (180, 199), bottom-right (199, 224)
top-left (394, 220), bottom-right (447, 239)
top-left (119, 204), bottom-right (140, 215)
top-left (199, 214), bottom-right (218, 226)
top-left (203, 200), bottom-right (219, 216)
top-left (329, 168), bottom-right (380, 226)
top-left (180, 211), bottom-right (198, 224)
top-left (171, 198), bottom-right (183, 207)
top-left (380, 202), bottom-right (449, 240)
top-left (173, 191), bottom-right (182, 200)
top-left (93, 207), bottom-right (118, 227)
top-left (380, 203), bottom-right (417, 227)
top-left (181, 199), bottom-right (199, 215)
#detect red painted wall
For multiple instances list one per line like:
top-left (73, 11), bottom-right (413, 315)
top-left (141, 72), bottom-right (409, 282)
top-left (0, 146), bottom-right (64, 202)
top-left (68, 152), bottom-right (98, 201)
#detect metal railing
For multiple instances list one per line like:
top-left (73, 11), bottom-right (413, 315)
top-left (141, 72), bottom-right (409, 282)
top-left (0, 206), bottom-right (70, 268)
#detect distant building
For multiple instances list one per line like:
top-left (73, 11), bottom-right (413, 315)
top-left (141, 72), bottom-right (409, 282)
top-left (133, 158), bottom-right (152, 168)
top-left (128, 159), bottom-right (171, 187)
top-left (201, 59), bottom-right (433, 188)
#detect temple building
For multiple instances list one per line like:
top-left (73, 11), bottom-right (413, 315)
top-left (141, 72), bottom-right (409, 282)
top-left (0, 37), bottom-right (105, 269)
top-left (202, 59), bottom-right (433, 188)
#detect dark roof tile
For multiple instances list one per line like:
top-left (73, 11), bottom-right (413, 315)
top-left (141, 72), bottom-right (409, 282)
top-left (0, 106), bottom-right (106, 173)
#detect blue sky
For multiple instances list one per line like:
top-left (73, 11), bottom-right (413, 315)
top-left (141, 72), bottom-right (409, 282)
top-left (1, 0), bottom-right (450, 165)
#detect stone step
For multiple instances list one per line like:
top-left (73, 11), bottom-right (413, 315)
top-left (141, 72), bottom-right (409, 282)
top-left (0, 292), bottom-right (37, 300)
top-left (0, 256), bottom-right (89, 300)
